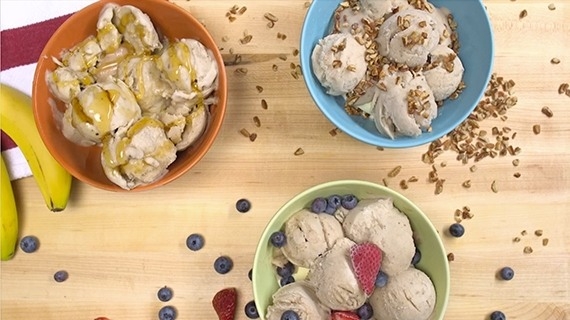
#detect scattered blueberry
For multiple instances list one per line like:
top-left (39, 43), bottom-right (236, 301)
top-left (277, 262), bottom-right (295, 278)
top-left (53, 270), bottom-right (69, 282)
top-left (157, 286), bottom-right (173, 302)
top-left (490, 311), bottom-right (506, 320)
top-left (236, 198), bottom-right (251, 213)
top-left (449, 223), bottom-right (465, 237)
top-left (280, 275), bottom-right (295, 287)
top-left (323, 202), bottom-right (337, 215)
top-left (158, 306), bottom-right (177, 320)
top-left (248, 268), bottom-right (253, 281)
top-left (357, 302), bottom-right (374, 320)
top-left (411, 248), bottom-right (421, 265)
top-left (270, 231), bottom-right (287, 247)
top-left (341, 194), bottom-right (359, 210)
top-left (244, 300), bottom-right (260, 319)
top-left (375, 270), bottom-right (389, 288)
top-left (19, 235), bottom-right (39, 253)
top-left (281, 310), bottom-right (300, 320)
top-left (186, 233), bottom-right (205, 251)
top-left (214, 256), bottom-right (233, 274)
top-left (499, 267), bottom-right (514, 281)
top-left (310, 197), bottom-right (327, 213)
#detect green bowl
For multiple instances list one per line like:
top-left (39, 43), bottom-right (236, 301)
top-left (252, 180), bottom-right (449, 319)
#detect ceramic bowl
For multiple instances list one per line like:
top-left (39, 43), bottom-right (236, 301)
top-left (32, 0), bottom-right (227, 191)
top-left (253, 180), bottom-right (450, 319)
top-left (300, 0), bottom-right (494, 148)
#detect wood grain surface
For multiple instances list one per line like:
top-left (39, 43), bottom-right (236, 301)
top-left (1, 1), bottom-right (569, 319)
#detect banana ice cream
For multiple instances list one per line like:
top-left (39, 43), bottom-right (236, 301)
top-left (373, 64), bottom-right (438, 138)
top-left (46, 3), bottom-right (219, 189)
top-left (369, 267), bottom-right (436, 320)
top-left (266, 281), bottom-right (331, 320)
top-left (343, 197), bottom-right (415, 276)
top-left (60, 78), bottom-right (141, 147)
top-left (311, 33), bottom-right (367, 96)
top-left (311, 0), bottom-right (464, 139)
top-left (307, 237), bottom-right (367, 311)
top-left (281, 208), bottom-right (344, 269)
top-left (101, 117), bottom-right (177, 190)
top-left (424, 45), bottom-right (464, 101)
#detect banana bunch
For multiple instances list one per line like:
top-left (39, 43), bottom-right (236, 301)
top-left (1, 84), bottom-right (73, 260)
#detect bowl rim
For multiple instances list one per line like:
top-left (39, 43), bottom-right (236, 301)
top-left (31, 0), bottom-right (228, 192)
top-left (252, 179), bottom-right (450, 319)
top-left (299, 0), bottom-right (495, 149)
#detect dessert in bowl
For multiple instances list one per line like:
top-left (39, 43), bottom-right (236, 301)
top-left (32, 0), bottom-right (227, 191)
top-left (253, 180), bottom-right (450, 319)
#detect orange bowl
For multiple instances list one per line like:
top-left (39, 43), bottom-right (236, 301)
top-left (32, 0), bottom-right (227, 192)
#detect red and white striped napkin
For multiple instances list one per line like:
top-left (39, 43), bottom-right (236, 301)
top-left (0, 0), bottom-right (96, 180)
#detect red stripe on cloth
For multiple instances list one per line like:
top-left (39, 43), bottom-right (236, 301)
top-left (0, 13), bottom-right (73, 71)
top-left (1, 131), bottom-right (17, 151)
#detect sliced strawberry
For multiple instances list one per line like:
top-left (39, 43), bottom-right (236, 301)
top-left (212, 287), bottom-right (237, 320)
top-left (331, 310), bottom-right (360, 320)
top-left (349, 242), bottom-right (382, 295)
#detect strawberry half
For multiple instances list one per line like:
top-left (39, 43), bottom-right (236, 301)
top-left (349, 242), bottom-right (382, 295)
top-left (331, 311), bottom-right (360, 320)
top-left (212, 287), bottom-right (237, 320)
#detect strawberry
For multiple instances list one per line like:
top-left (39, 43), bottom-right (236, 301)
top-left (212, 287), bottom-right (237, 320)
top-left (331, 311), bottom-right (360, 320)
top-left (349, 242), bottom-right (382, 295)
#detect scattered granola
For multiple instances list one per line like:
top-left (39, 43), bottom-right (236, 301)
top-left (548, 3), bottom-right (556, 10)
top-left (513, 172), bottom-right (521, 178)
top-left (387, 165), bottom-right (402, 178)
top-left (513, 237), bottom-right (521, 243)
top-left (558, 83), bottom-right (569, 94)
top-left (532, 124), bottom-right (541, 135)
top-left (272, 64), bottom-right (278, 71)
top-left (239, 128), bottom-right (250, 138)
top-left (399, 179), bottom-right (409, 190)
top-left (253, 116), bottom-right (261, 127)
top-left (447, 253), bottom-right (455, 262)
top-left (462, 180), bottom-right (471, 188)
top-left (491, 180), bottom-right (498, 193)
top-left (512, 159), bottom-right (520, 166)
top-left (329, 127), bottom-right (340, 136)
top-left (294, 147), bottom-right (305, 156)
top-left (542, 238), bottom-right (549, 246)
top-left (264, 12), bottom-right (278, 28)
top-left (226, 5), bottom-right (247, 22)
top-left (519, 9), bottom-right (528, 19)
top-left (261, 99), bottom-right (268, 110)
top-left (435, 179), bottom-right (445, 195)
top-left (523, 246), bottom-right (533, 254)
top-left (534, 229), bottom-right (543, 237)
top-left (541, 106), bottom-right (554, 118)
top-left (249, 132), bottom-right (257, 142)
top-left (550, 57), bottom-right (560, 64)
top-left (234, 67), bottom-right (248, 75)
top-left (255, 85), bottom-right (263, 93)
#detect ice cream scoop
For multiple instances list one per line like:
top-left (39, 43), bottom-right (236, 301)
top-left (61, 78), bottom-right (142, 146)
top-left (424, 45), bottom-right (464, 101)
top-left (60, 35), bottom-right (103, 72)
top-left (311, 33), bottom-right (367, 96)
top-left (96, 3), bottom-right (122, 54)
top-left (343, 198), bottom-right (415, 276)
top-left (377, 9), bottom-right (440, 67)
top-left (159, 104), bottom-right (209, 151)
top-left (281, 208), bottom-right (344, 268)
top-left (111, 5), bottom-right (162, 55)
top-left (369, 267), bottom-right (436, 320)
top-left (101, 116), bottom-right (177, 190)
top-left (116, 55), bottom-right (173, 114)
top-left (307, 237), bottom-right (367, 311)
top-left (266, 281), bottom-right (331, 320)
top-left (373, 64), bottom-right (437, 138)
top-left (360, 0), bottom-right (411, 20)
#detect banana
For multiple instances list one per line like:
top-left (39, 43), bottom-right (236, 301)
top-left (0, 84), bottom-right (72, 211)
top-left (1, 155), bottom-right (18, 260)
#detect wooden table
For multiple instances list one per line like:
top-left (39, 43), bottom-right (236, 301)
top-left (1, 0), bottom-right (569, 319)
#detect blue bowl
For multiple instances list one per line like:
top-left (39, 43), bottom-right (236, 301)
top-left (300, 0), bottom-right (494, 148)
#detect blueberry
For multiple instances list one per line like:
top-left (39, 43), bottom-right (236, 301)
top-left (248, 268), bottom-right (253, 281)
top-left (357, 302), bottom-right (374, 320)
top-left (327, 195), bottom-right (342, 209)
top-left (186, 233), bottom-right (204, 251)
top-left (19, 235), bottom-right (39, 253)
top-left (341, 194), bottom-right (359, 210)
top-left (277, 262), bottom-right (294, 278)
top-left (53, 270), bottom-right (68, 282)
top-left (449, 223), bottom-right (465, 237)
top-left (280, 275), bottom-right (295, 287)
top-left (214, 256), bottom-right (233, 274)
top-left (411, 248), bottom-right (421, 265)
top-left (158, 306), bottom-right (177, 320)
top-left (375, 270), bottom-right (389, 288)
top-left (310, 197), bottom-right (327, 213)
top-left (157, 286), bottom-right (173, 302)
top-left (281, 310), bottom-right (300, 320)
top-left (490, 311), bottom-right (506, 320)
top-left (323, 202), bottom-right (337, 215)
top-left (270, 231), bottom-right (287, 247)
top-left (244, 300), bottom-right (259, 319)
top-left (499, 267), bottom-right (514, 281)
top-left (236, 198), bottom-right (251, 213)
